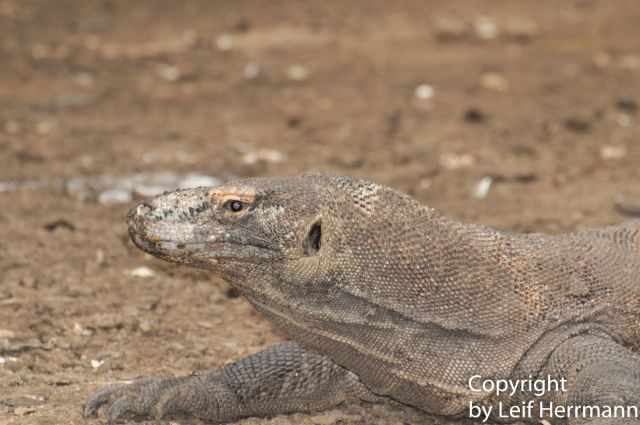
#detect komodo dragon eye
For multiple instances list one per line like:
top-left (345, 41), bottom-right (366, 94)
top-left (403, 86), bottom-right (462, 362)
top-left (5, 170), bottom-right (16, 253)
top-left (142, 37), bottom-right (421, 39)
top-left (223, 200), bottom-right (246, 212)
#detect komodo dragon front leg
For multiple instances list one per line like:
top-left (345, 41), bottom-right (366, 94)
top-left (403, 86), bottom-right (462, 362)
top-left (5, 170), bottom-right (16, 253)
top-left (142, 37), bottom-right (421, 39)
top-left (84, 342), bottom-right (375, 423)
top-left (540, 335), bottom-right (640, 424)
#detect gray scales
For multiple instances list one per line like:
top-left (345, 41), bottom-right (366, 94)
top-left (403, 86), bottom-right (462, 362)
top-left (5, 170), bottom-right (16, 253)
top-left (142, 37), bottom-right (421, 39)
top-left (83, 173), bottom-right (640, 424)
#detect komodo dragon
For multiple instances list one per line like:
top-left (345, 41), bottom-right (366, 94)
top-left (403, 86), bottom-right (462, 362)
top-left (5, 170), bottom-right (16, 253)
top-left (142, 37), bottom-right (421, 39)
top-left (84, 173), bottom-right (640, 424)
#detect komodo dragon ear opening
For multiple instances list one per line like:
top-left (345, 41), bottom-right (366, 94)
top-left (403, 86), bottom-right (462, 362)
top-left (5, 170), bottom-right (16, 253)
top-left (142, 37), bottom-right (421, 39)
top-left (303, 220), bottom-right (322, 256)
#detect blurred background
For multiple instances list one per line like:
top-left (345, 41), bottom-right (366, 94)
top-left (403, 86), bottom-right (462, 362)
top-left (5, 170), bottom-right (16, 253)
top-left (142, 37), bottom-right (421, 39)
top-left (1, 1), bottom-right (639, 424)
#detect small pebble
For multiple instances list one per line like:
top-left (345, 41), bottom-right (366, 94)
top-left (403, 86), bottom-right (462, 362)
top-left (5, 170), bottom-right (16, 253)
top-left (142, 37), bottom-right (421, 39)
top-left (36, 120), bottom-right (56, 135)
top-left (90, 359), bottom-right (105, 369)
top-left (287, 65), bottom-right (309, 81)
top-left (600, 145), bottom-right (627, 160)
top-left (138, 319), bottom-right (155, 334)
top-left (243, 62), bottom-right (261, 80)
top-left (0, 356), bottom-right (18, 364)
top-left (480, 73), bottom-right (509, 92)
top-left (216, 34), bottom-right (234, 51)
top-left (473, 177), bottom-right (493, 199)
top-left (474, 17), bottom-right (498, 40)
top-left (128, 266), bottom-right (155, 278)
top-left (440, 153), bottom-right (475, 170)
top-left (414, 84), bottom-right (435, 100)
top-left (73, 323), bottom-right (94, 337)
top-left (156, 64), bottom-right (182, 82)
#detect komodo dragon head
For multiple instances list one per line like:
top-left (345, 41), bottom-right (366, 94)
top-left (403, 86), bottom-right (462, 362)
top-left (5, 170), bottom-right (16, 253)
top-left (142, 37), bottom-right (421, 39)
top-left (127, 172), bottom-right (430, 311)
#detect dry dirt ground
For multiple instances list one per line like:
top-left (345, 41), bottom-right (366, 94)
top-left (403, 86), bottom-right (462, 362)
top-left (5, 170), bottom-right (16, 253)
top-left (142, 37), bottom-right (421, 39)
top-left (1, 1), bottom-right (640, 424)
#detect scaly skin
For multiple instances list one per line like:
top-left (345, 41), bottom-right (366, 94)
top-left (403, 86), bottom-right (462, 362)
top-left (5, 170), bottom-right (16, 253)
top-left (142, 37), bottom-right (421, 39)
top-left (84, 173), bottom-right (640, 424)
